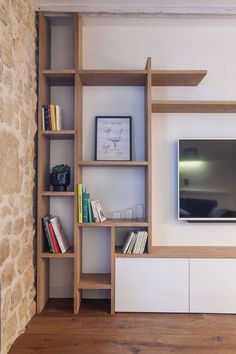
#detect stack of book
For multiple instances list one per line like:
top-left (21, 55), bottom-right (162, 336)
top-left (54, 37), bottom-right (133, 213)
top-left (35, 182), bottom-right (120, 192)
top-left (42, 104), bottom-right (63, 130)
top-left (77, 184), bottom-right (106, 223)
top-left (122, 231), bottom-right (148, 254)
top-left (42, 215), bottom-right (70, 253)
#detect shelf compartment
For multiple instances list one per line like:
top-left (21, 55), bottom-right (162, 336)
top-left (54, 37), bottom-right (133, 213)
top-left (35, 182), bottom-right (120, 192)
top-left (43, 70), bottom-right (75, 86)
top-left (42, 130), bottom-right (75, 139)
top-left (78, 220), bottom-right (149, 228)
top-left (40, 246), bottom-right (74, 258)
top-left (79, 70), bottom-right (147, 86)
top-left (78, 161), bottom-right (148, 167)
top-left (79, 273), bottom-right (111, 289)
top-left (152, 100), bottom-right (236, 113)
top-left (152, 70), bottom-right (207, 86)
top-left (41, 191), bottom-right (75, 197)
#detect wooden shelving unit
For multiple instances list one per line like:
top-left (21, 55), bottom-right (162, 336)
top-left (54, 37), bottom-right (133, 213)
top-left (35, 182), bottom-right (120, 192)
top-left (37, 11), bottom-right (236, 316)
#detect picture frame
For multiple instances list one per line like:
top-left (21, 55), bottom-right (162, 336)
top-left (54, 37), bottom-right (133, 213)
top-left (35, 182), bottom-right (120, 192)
top-left (95, 116), bottom-right (132, 161)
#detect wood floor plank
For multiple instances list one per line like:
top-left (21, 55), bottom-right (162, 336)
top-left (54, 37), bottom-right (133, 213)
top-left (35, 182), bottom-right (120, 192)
top-left (9, 299), bottom-right (236, 354)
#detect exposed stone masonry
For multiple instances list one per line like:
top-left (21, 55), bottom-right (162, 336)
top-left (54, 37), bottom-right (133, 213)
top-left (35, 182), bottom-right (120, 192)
top-left (0, 1), bottom-right (37, 353)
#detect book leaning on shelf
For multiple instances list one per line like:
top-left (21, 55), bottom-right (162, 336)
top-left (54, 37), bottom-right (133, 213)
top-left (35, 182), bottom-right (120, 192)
top-left (77, 184), bottom-right (106, 223)
top-left (42, 215), bottom-right (70, 253)
top-left (122, 231), bottom-right (148, 254)
top-left (42, 104), bottom-right (63, 131)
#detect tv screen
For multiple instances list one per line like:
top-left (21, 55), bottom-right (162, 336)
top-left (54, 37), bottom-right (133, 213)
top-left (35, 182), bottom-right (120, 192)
top-left (178, 139), bottom-right (236, 221)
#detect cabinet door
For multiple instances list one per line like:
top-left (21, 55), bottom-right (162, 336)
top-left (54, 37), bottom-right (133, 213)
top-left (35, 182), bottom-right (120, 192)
top-left (190, 259), bottom-right (236, 313)
top-left (115, 258), bottom-right (189, 312)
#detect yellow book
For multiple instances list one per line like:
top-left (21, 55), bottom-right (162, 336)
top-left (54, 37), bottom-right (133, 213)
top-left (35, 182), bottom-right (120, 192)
top-left (78, 184), bottom-right (83, 223)
top-left (50, 104), bottom-right (56, 130)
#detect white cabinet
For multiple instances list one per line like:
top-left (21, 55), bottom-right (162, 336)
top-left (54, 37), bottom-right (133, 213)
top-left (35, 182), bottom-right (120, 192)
top-left (190, 259), bottom-right (236, 314)
top-left (115, 258), bottom-right (189, 312)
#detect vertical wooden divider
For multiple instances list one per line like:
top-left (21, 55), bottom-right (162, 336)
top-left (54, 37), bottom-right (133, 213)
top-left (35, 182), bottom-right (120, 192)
top-left (37, 12), bottom-right (51, 313)
top-left (111, 226), bottom-right (115, 314)
top-left (145, 57), bottom-right (152, 253)
top-left (74, 13), bottom-right (83, 313)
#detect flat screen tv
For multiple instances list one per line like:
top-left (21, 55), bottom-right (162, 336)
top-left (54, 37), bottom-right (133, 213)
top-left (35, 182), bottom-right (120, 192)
top-left (178, 139), bottom-right (236, 221)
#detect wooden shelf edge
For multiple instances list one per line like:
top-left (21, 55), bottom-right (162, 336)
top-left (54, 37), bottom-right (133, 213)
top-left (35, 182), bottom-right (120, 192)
top-left (40, 247), bottom-right (74, 258)
top-left (41, 191), bottom-right (75, 197)
top-left (79, 273), bottom-right (112, 289)
top-left (42, 69), bottom-right (76, 75)
top-left (41, 130), bottom-right (75, 139)
top-left (152, 70), bottom-right (207, 86)
top-left (78, 220), bottom-right (149, 228)
top-left (78, 160), bottom-right (148, 167)
top-left (152, 100), bottom-right (236, 113)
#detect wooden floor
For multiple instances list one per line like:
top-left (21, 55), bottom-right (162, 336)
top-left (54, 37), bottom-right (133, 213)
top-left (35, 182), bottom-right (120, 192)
top-left (9, 299), bottom-right (236, 354)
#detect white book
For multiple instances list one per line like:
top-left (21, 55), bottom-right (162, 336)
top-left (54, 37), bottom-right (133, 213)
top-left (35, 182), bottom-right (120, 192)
top-left (127, 233), bottom-right (137, 254)
top-left (140, 232), bottom-right (148, 254)
top-left (55, 105), bottom-right (63, 130)
top-left (122, 232), bottom-right (135, 254)
top-left (133, 232), bottom-right (143, 254)
top-left (95, 200), bottom-right (106, 222)
top-left (42, 107), bottom-right (45, 130)
top-left (91, 200), bottom-right (100, 222)
top-left (50, 216), bottom-right (70, 253)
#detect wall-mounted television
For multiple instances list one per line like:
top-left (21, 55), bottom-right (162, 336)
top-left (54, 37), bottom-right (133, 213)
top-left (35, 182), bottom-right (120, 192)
top-left (178, 139), bottom-right (236, 221)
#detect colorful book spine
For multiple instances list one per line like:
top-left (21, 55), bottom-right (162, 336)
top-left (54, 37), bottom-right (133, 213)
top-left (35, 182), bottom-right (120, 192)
top-left (82, 192), bottom-right (89, 223)
top-left (50, 104), bottom-right (56, 130)
top-left (42, 216), bottom-right (53, 253)
top-left (41, 107), bottom-right (45, 131)
top-left (78, 184), bottom-right (83, 223)
top-left (87, 193), bottom-right (94, 222)
top-left (48, 223), bottom-right (61, 253)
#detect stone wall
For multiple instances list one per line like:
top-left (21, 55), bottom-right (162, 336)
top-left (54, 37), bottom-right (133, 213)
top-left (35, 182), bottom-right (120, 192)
top-left (0, 0), bottom-right (37, 353)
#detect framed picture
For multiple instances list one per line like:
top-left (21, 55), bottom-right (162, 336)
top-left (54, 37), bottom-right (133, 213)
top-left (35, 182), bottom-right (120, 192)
top-left (95, 116), bottom-right (132, 161)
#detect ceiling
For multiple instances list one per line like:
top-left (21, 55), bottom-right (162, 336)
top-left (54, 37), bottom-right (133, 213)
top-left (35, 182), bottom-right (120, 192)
top-left (35, 0), bottom-right (236, 16)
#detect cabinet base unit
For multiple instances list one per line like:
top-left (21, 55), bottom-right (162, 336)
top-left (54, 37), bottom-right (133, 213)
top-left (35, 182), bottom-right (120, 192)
top-left (190, 259), bottom-right (236, 314)
top-left (115, 258), bottom-right (189, 312)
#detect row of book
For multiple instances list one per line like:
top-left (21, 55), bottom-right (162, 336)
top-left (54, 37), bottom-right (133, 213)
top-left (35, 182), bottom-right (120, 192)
top-left (122, 231), bottom-right (148, 254)
top-left (42, 104), bottom-right (63, 130)
top-left (77, 184), bottom-right (106, 223)
top-left (42, 215), bottom-right (70, 253)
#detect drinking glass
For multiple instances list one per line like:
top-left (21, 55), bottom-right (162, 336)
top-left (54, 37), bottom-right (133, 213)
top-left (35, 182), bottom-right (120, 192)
top-left (135, 203), bottom-right (144, 220)
top-left (124, 208), bottom-right (134, 219)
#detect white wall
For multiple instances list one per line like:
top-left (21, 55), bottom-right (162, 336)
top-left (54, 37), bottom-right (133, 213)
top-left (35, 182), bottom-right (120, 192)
top-left (49, 16), bottom-right (236, 297)
top-left (83, 16), bottom-right (236, 246)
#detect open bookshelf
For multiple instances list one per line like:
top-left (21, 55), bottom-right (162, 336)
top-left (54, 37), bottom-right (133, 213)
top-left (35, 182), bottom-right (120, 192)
top-left (37, 11), bottom-right (236, 315)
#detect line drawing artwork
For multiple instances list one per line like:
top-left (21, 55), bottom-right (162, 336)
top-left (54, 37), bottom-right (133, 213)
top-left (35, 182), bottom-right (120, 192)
top-left (96, 117), bottom-right (131, 160)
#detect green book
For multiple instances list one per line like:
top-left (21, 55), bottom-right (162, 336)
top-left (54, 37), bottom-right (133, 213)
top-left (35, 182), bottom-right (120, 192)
top-left (82, 192), bottom-right (89, 223)
top-left (87, 193), bottom-right (94, 222)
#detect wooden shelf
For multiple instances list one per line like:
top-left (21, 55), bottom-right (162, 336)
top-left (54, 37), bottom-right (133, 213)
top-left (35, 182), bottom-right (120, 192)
top-left (152, 100), bottom-right (236, 113)
top-left (152, 70), bottom-right (207, 86)
top-left (41, 191), bottom-right (75, 197)
top-left (115, 246), bottom-right (236, 259)
top-left (43, 69), bottom-right (75, 86)
top-left (79, 70), bottom-right (147, 86)
top-left (79, 273), bottom-right (111, 289)
top-left (115, 246), bottom-right (148, 257)
top-left (78, 220), bottom-right (148, 228)
top-left (41, 246), bottom-right (74, 258)
top-left (78, 160), bottom-right (148, 167)
top-left (42, 130), bottom-right (75, 139)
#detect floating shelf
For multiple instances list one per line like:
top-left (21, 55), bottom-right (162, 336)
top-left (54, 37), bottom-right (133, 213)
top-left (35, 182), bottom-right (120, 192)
top-left (40, 246), bottom-right (74, 258)
top-left (78, 161), bottom-right (148, 167)
top-left (152, 70), bottom-right (207, 86)
top-left (41, 191), bottom-right (75, 197)
top-left (79, 273), bottom-right (111, 289)
top-left (78, 220), bottom-right (148, 228)
top-left (79, 70), bottom-right (147, 86)
top-left (41, 130), bottom-right (75, 139)
top-left (42, 70), bottom-right (75, 86)
top-left (152, 100), bottom-right (236, 113)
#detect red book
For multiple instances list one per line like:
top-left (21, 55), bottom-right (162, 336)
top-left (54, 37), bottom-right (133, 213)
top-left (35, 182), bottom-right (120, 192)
top-left (48, 223), bottom-right (61, 253)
